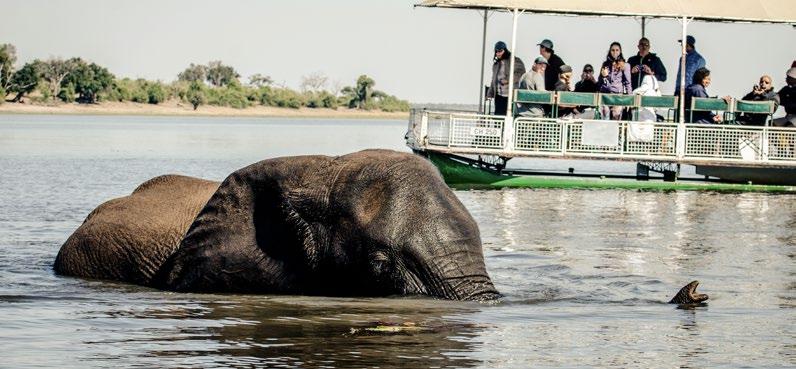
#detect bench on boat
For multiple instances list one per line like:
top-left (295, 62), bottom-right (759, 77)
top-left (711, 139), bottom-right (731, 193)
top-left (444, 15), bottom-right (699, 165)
top-left (513, 89), bottom-right (776, 125)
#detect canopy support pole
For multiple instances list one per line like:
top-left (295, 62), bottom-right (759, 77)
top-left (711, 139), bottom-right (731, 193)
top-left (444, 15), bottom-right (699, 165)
top-left (478, 9), bottom-right (488, 113)
top-left (503, 8), bottom-right (519, 150)
top-left (641, 16), bottom-right (646, 37)
top-left (676, 16), bottom-right (691, 159)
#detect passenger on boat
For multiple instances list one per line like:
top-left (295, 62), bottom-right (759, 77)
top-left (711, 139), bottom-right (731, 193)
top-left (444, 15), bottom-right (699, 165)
top-left (597, 42), bottom-right (632, 120)
top-left (574, 64), bottom-right (598, 93)
top-left (736, 75), bottom-right (777, 126)
top-left (628, 37), bottom-right (667, 90)
top-left (538, 39), bottom-right (565, 92)
top-left (488, 41), bottom-right (526, 116)
top-left (554, 65), bottom-right (578, 118)
top-left (674, 35), bottom-right (706, 96)
top-left (517, 56), bottom-right (548, 117)
top-left (632, 65), bottom-right (663, 122)
top-left (684, 67), bottom-right (730, 124)
top-left (773, 67), bottom-right (796, 127)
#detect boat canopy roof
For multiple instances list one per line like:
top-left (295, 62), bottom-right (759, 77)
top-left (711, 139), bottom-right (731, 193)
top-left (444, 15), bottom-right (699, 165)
top-left (415, 0), bottom-right (796, 24)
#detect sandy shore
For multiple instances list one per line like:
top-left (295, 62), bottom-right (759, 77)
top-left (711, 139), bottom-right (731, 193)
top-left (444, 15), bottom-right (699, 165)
top-left (0, 100), bottom-right (409, 119)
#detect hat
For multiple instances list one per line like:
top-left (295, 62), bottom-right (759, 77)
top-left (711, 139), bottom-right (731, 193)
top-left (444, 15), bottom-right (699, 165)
top-left (583, 64), bottom-right (594, 73)
top-left (788, 67), bottom-right (796, 79)
top-left (559, 65), bottom-right (573, 74)
top-left (537, 39), bottom-right (554, 50)
top-left (678, 35), bottom-right (696, 46)
top-left (494, 41), bottom-right (507, 51)
top-left (534, 56), bottom-right (548, 65)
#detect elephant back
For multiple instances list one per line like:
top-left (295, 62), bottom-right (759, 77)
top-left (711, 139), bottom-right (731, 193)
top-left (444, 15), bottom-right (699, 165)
top-left (54, 174), bottom-right (219, 285)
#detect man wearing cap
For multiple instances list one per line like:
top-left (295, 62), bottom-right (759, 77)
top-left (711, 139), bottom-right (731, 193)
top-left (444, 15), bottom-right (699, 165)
top-left (538, 39), bottom-right (566, 92)
top-left (628, 37), bottom-right (667, 90)
top-left (773, 67), bottom-right (796, 127)
top-left (488, 40), bottom-right (526, 116)
top-left (516, 56), bottom-right (547, 117)
top-left (674, 35), bottom-right (706, 96)
top-left (554, 65), bottom-right (578, 118)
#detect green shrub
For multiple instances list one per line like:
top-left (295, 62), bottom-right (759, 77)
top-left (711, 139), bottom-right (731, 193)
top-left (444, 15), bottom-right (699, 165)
top-left (376, 94), bottom-right (411, 112)
top-left (185, 81), bottom-right (206, 110)
top-left (146, 82), bottom-right (166, 104)
top-left (0, 86), bottom-right (5, 104)
top-left (271, 88), bottom-right (304, 109)
top-left (58, 83), bottom-right (76, 103)
top-left (206, 84), bottom-right (250, 109)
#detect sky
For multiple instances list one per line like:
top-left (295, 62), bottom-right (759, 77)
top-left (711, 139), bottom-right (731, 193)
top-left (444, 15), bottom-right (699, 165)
top-left (2, 0), bottom-right (794, 104)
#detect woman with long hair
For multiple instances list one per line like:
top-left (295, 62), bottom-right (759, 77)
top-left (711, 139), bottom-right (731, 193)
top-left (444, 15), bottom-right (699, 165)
top-left (597, 41), bottom-right (632, 120)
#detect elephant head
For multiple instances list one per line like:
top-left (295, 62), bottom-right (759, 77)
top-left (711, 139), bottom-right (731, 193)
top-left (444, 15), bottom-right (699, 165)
top-left (158, 150), bottom-right (499, 301)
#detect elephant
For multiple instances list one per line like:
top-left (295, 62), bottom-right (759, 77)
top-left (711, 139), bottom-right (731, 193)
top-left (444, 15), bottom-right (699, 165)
top-left (53, 174), bottom-right (220, 285)
top-left (54, 150), bottom-right (499, 301)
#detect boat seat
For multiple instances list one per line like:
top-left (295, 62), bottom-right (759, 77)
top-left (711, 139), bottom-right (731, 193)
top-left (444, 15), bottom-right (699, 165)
top-left (733, 99), bottom-right (776, 126)
top-left (689, 97), bottom-right (732, 123)
top-left (637, 95), bottom-right (678, 122)
top-left (513, 89), bottom-right (555, 117)
top-left (599, 93), bottom-right (638, 120)
top-left (555, 91), bottom-right (599, 118)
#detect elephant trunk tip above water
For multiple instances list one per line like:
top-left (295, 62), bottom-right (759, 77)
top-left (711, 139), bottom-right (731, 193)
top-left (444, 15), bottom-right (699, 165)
top-left (54, 149), bottom-right (500, 301)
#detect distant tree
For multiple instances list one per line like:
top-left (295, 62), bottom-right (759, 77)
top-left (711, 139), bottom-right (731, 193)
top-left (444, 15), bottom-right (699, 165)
top-left (39, 58), bottom-right (76, 103)
top-left (146, 81), bottom-right (166, 104)
top-left (185, 80), bottom-right (206, 110)
top-left (248, 73), bottom-right (273, 88)
top-left (340, 75), bottom-right (376, 109)
top-left (7, 61), bottom-right (41, 102)
top-left (178, 63), bottom-right (207, 83)
top-left (62, 58), bottom-right (115, 103)
top-left (205, 60), bottom-right (239, 87)
top-left (0, 44), bottom-right (16, 91)
top-left (300, 72), bottom-right (328, 92)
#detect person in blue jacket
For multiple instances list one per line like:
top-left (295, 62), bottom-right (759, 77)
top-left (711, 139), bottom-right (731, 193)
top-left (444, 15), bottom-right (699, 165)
top-left (674, 35), bottom-right (706, 96)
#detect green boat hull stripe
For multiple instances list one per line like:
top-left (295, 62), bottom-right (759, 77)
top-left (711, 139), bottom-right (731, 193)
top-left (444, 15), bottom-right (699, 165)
top-left (425, 152), bottom-right (796, 193)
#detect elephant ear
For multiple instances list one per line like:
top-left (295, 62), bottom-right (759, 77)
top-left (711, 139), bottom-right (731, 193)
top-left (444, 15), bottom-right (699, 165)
top-left (283, 185), bottom-right (331, 271)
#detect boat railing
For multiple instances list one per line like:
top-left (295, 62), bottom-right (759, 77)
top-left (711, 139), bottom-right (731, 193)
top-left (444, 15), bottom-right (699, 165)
top-left (407, 109), bottom-right (796, 167)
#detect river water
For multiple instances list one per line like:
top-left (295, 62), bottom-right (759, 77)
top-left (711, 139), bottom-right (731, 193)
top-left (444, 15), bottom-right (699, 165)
top-left (0, 115), bottom-right (793, 368)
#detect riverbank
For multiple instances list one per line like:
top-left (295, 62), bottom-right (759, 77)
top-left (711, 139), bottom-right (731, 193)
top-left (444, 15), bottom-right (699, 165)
top-left (0, 101), bottom-right (409, 119)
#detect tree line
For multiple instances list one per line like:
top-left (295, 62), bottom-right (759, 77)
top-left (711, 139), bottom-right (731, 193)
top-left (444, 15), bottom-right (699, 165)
top-left (0, 44), bottom-right (410, 112)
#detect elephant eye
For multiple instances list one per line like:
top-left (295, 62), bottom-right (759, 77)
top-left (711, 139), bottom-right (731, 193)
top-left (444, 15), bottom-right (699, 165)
top-left (371, 251), bottom-right (391, 273)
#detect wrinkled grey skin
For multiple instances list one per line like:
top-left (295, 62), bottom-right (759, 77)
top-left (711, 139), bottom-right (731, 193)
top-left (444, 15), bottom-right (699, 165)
top-left (156, 150), bottom-right (498, 301)
top-left (53, 175), bottom-right (220, 285)
top-left (55, 150), bottom-right (499, 301)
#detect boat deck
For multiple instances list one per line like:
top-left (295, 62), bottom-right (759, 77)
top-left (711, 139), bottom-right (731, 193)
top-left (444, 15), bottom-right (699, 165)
top-left (406, 110), bottom-right (796, 169)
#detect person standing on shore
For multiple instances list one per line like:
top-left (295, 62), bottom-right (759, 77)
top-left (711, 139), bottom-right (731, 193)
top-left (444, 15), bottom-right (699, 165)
top-left (538, 39), bottom-right (565, 92)
top-left (488, 41), bottom-right (526, 116)
top-left (628, 37), bottom-right (667, 90)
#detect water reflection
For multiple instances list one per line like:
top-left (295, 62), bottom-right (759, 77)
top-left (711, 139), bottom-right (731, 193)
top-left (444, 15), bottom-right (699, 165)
top-left (75, 295), bottom-right (485, 368)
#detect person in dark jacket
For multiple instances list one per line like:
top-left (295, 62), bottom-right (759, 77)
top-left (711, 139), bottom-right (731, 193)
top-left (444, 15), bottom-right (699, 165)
top-left (628, 37), bottom-right (667, 90)
top-left (685, 67), bottom-right (729, 124)
top-left (574, 64), bottom-right (598, 93)
top-left (773, 67), bottom-right (796, 127)
top-left (736, 75), bottom-right (777, 126)
top-left (538, 39), bottom-right (565, 92)
top-left (488, 41), bottom-right (526, 116)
